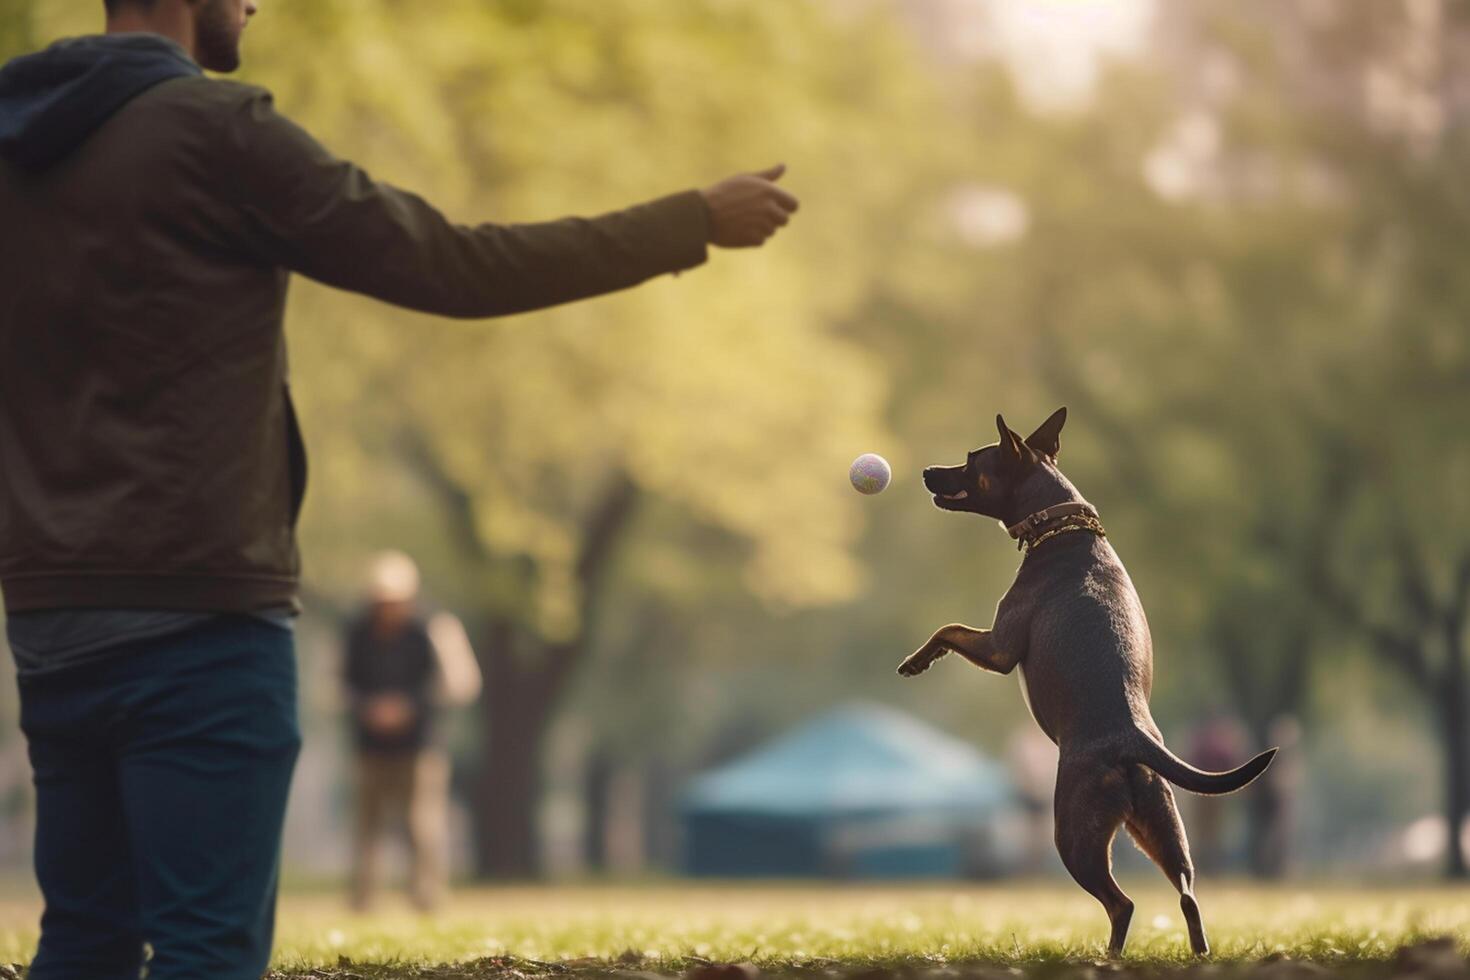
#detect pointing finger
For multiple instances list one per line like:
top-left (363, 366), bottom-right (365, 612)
top-left (753, 163), bottom-right (786, 182)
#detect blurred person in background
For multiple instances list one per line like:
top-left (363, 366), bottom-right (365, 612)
top-left (344, 551), bottom-right (481, 912)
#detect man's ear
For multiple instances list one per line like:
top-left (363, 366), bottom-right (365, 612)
top-left (1025, 407), bottom-right (1067, 459)
top-left (996, 414), bottom-right (1029, 465)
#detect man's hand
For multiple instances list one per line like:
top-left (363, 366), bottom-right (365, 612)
top-left (701, 164), bottom-right (800, 248)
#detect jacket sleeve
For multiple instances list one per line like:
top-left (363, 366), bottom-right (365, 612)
top-left (217, 86), bottom-right (709, 318)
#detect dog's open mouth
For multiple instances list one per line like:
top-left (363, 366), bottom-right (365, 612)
top-left (937, 490), bottom-right (969, 501)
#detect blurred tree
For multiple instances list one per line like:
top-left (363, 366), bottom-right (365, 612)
top-left (222, 0), bottom-right (952, 876)
top-left (891, 0), bottom-right (1469, 879)
top-left (977, 0), bottom-right (1470, 878)
top-left (1177, 0), bottom-right (1470, 881)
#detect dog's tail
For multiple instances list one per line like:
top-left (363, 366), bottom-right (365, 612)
top-left (1129, 727), bottom-right (1278, 796)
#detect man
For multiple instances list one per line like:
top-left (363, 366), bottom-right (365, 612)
top-left (343, 551), bottom-right (480, 913)
top-left (0, 0), bottom-right (799, 976)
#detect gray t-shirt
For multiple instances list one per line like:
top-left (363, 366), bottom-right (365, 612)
top-left (6, 608), bottom-right (296, 677)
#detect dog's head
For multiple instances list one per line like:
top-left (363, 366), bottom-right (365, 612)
top-left (922, 408), bottom-right (1069, 522)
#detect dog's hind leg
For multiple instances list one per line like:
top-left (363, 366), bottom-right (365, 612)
top-left (1124, 767), bottom-right (1208, 956)
top-left (1054, 762), bottom-right (1134, 957)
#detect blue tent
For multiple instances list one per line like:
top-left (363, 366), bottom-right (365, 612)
top-left (681, 703), bottom-right (1021, 878)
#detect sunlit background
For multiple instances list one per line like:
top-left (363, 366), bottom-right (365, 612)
top-left (1, 0), bottom-right (1467, 899)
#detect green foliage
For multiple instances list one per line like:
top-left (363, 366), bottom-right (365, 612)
top-left (0, 0), bottom-right (35, 61)
top-left (215, 0), bottom-right (954, 635)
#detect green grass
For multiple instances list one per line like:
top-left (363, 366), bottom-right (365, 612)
top-left (0, 881), bottom-right (1464, 976)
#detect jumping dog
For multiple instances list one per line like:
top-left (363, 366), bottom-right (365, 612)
top-left (898, 408), bottom-right (1276, 956)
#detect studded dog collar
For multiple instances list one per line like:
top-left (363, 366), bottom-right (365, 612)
top-left (1006, 502), bottom-right (1106, 552)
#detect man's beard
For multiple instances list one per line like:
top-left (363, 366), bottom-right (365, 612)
top-left (194, 0), bottom-right (243, 73)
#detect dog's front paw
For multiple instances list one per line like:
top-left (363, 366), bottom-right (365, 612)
top-left (897, 647), bottom-right (946, 677)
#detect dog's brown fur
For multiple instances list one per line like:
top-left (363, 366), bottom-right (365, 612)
top-left (898, 409), bottom-right (1276, 957)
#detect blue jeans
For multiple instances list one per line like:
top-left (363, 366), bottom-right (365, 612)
top-left (18, 616), bottom-right (300, 980)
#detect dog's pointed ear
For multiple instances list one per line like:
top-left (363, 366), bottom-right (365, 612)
top-left (996, 414), bottom-right (1027, 464)
top-left (1025, 407), bottom-right (1067, 459)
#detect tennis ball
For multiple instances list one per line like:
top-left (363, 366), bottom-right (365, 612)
top-left (849, 453), bottom-right (892, 495)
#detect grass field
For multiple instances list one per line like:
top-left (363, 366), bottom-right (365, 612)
top-left (0, 882), bottom-right (1464, 978)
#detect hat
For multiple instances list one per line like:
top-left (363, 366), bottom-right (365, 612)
top-left (367, 550), bottom-right (420, 603)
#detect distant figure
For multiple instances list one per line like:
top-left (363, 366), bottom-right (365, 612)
top-left (344, 551), bottom-right (481, 911)
top-left (1187, 707), bottom-right (1249, 873)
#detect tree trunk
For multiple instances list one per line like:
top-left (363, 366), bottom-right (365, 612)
top-left (450, 477), bottom-right (638, 879)
top-left (583, 748), bottom-right (614, 873)
top-left (473, 643), bottom-right (556, 878)
top-left (1209, 615), bottom-right (1309, 880)
top-left (1441, 629), bottom-right (1468, 880)
top-left (470, 620), bottom-right (582, 880)
top-left (471, 623), bottom-right (597, 878)
top-left (1241, 715), bottom-right (1286, 879)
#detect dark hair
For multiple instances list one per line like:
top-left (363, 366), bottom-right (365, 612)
top-left (104, 0), bottom-right (163, 13)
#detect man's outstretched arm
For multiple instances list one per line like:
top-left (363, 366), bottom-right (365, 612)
top-left (217, 87), bottom-right (798, 318)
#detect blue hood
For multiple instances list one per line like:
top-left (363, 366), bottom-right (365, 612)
top-left (0, 33), bottom-right (201, 173)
